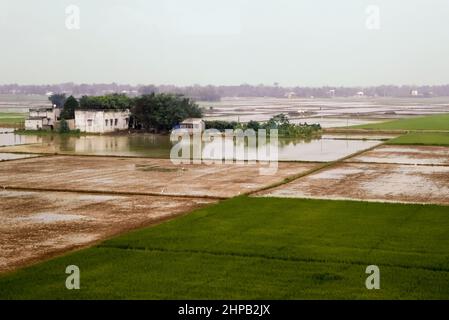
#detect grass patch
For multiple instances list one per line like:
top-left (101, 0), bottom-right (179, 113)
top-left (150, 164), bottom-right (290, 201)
top-left (388, 132), bottom-right (449, 146)
top-left (1, 197), bottom-right (449, 299)
top-left (353, 113), bottom-right (449, 131)
top-left (0, 112), bottom-right (25, 126)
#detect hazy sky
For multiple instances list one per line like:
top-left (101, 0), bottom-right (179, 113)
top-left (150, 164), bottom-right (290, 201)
top-left (1, 0), bottom-right (449, 86)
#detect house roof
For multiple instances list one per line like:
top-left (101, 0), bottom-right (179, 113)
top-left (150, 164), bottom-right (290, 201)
top-left (181, 118), bottom-right (204, 124)
top-left (75, 109), bottom-right (130, 113)
top-left (30, 108), bottom-right (53, 112)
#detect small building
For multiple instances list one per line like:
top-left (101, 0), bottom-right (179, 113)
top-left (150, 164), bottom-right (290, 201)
top-left (179, 118), bottom-right (205, 134)
top-left (25, 106), bottom-right (61, 130)
top-left (74, 109), bottom-right (130, 133)
top-left (285, 92), bottom-right (296, 99)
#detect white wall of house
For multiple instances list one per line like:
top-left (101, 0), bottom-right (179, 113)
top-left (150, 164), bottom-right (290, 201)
top-left (179, 119), bottom-right (205, 133)
top-left (25, 107), bottom-right (60, 130)
top-left (25, 118), bottom-right (44, 130)
top-left (75, 110), bottom-right (130, 133)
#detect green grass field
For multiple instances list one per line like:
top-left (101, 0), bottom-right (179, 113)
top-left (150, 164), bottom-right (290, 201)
top-left (0, 112), bottom-right (25, 126)
top-left (388, 132), bottom-right (449, 146)
top-left (354, 113), bottom-right (449, 131)
top-left (1, 197), bottom-right (449, 300)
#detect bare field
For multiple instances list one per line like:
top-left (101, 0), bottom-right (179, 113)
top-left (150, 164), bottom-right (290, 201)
top-left (0, 189), bottom-right (215, 272)
top-left (257, 162), bottom-right (449, 205)
top-left (0, 156), bottom-right (317, 198)
top-left (347, 145), bottom-right (449, 165)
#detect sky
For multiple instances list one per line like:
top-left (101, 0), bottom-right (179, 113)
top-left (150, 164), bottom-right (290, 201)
top-left (1, 0), bottom-right (449, 86)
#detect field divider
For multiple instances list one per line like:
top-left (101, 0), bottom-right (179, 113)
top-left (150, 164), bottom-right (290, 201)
top-left (247, 141), bottom-right (387, 196)
top-left (343, 160), bottom-right (449, 167)
top-left (0, 185), bottom-right (227, 201)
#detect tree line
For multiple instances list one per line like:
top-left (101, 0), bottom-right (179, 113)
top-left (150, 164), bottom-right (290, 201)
top-left (205, 114), bottom-right (322, 138)
top-left (50, 93), bottom-right (203, 133)
top-left (5, 83), bottom-right (449, 99)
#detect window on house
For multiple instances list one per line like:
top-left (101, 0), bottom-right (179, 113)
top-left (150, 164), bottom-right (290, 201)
top-left (105, 119), bottom-right (108, 126)
top-left (115, 119), bottom-right (118, 126)
top-left (87, 119), bottom-right (93, 126)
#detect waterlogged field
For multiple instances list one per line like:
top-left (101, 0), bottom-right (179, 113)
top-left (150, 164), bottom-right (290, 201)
top-left (259, 160), bottom-right (449, 205)
top-left (1, 197), bottom-right (448, 299)
top-left (348, 145), bottom-right (449, 165)
top-left (201, 97), bottom-right (449, 127)
top-left (0, 133), bottom-right (382, 162)
top-left (2, 96), bottom-right (449, 300)
top-left (0, 94), bottom-right (48, 113)
top-left (0, 155), bottom-right (317, 198)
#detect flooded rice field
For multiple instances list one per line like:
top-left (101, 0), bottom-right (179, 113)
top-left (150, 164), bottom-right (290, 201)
top-left (0, 94), bottom-right (48, 113)
top-left (0, 189), bottom-right (216, 272)
top-left (257, 161), bottom-right (449, 205)
top-left (200, 97), bottom-right (449, 127)
top-left (2, 95), bottom-right (449, 274)
top-left (0, 156), bottom-right (318, 198)
top-left (275, 138), bottom-right (381, 161)
top-left (0, 132), bottom-right (384, 162)
top-left (347, 145), bottom-right (449, 165)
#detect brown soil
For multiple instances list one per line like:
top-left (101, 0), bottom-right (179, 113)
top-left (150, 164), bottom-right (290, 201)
top-left (347, 145), bottom-right (449, 165)
top-left (0, 189), bottom-right (216, 272)
top-left (0, 156), bottom-right (317, 198)
top-left (257, 162), bottom-right (449, 205)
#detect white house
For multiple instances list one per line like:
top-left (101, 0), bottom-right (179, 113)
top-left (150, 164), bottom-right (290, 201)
top-left (179, 118), bottom-right (205, 134)
top-left (75, 109), bottom-right (131, 133)
top-left (25, 106), bottom-right (61, 130)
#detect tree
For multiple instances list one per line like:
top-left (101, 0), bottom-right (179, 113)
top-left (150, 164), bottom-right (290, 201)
top-left (61, 96), bottom-right (79, 119)
top-left (58, 119), bottom-right (70, 133)
top-left (246, 120), bottom-right (260, 131)
top-left (132, 93), bottom-right (203, 132)
top-left (48, 93), bottom-right (66, 108)
top-left (79, 94), bottom-right (133, 110)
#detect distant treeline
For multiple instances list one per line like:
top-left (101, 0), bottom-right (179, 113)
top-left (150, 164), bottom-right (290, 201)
top-left (2, 83), bottom-right (449, 100)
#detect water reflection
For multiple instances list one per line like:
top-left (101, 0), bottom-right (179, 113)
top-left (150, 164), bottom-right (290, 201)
top-left (3, 131), bottom-right (381, 162)
top-left (0, 128), bottom-right (41, 147)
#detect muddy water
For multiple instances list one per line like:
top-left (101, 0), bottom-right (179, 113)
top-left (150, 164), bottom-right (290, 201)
top-left (0, 153), bottom-right (36, 161)
top-left (0, 128), bottom-right (40, 147)
top-left (3, 132), bottom-right (382, 162)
